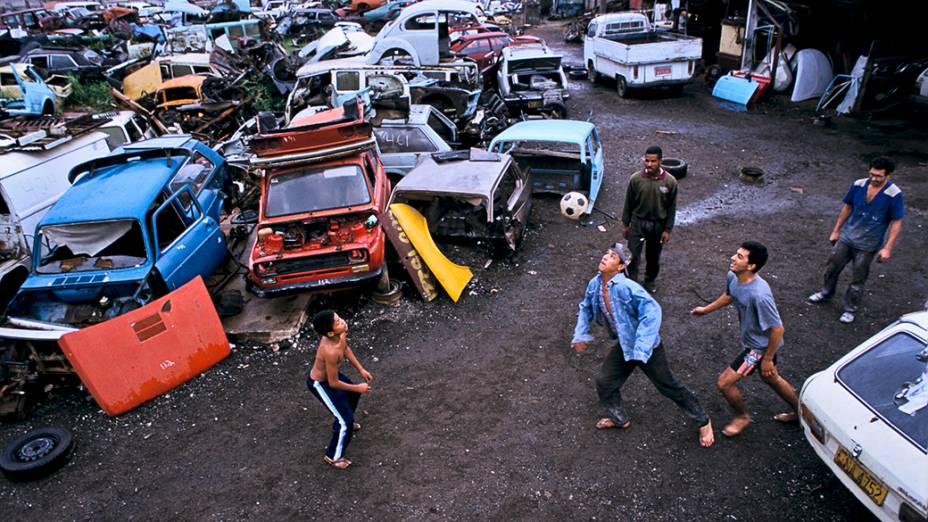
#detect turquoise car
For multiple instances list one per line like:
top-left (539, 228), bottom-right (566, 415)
top-left (488, 120), bottom-right (604, 213)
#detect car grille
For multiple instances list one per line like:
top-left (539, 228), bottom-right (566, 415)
top-left (273, 252), bottom-right (354, 275)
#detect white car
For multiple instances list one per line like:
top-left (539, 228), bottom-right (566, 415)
top-left (799, 310), bottom-right (928, 522)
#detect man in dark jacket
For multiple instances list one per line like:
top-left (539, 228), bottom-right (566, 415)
top-left (622, 145), bottom-right (677, 293)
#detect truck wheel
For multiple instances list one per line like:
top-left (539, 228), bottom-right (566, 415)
top-left (587, 61), bottom-right (598, 84)
top-left (0, 427), bottom-right (74, 481)
top-left (615, 75), bottom-right (628, 98)
top-left (662, 158), bottom-right (688, 179)
top-left (42, 100), bottom-right (55, 115)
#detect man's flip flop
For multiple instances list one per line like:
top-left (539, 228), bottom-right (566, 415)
top-left (596, 418), bottom-right (631, 430)
top-left (323, 456), bottom-right (352, 470)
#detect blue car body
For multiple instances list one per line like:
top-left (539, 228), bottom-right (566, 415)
top-left (488, 120), bottom-right (604, 212)
top-left (8, 135), bottom-right (229, 326)
top-left (0, 64), bottom-right (57, 117)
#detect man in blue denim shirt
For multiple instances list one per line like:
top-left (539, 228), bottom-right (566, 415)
top-left (571, 243), bottom-right (714, 447)
top-left (808, 156), bottom-right (904, 324)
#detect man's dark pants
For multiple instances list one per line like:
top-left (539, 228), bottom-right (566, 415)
top-left (595, 342), bottom-right (709, 427)
top-left (818, 240), bottom-right (877, 313)
top-left (627, 218), bottom-right (666, 283)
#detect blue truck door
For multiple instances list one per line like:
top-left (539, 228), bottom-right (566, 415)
top-left (151, 187), bottom-right (228, 290)
top-left (587, 129), bottom-right (604, 211)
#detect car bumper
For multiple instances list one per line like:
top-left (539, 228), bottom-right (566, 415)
top-left (248, 265), bottom-right (384, 297)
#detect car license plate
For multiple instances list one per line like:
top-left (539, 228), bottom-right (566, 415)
top-left (655, 66), bottom-right (672, 76)
top-left (527, 100), bottom-right (542, 108)
top-left (834, 447), bottom-right (889, 506)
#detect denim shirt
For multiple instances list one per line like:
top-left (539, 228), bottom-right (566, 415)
top-left (571, 272), bottom-right (662, 362)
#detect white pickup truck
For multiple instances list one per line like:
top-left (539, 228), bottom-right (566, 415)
top-left (583, 12), bottom-right (702, 97)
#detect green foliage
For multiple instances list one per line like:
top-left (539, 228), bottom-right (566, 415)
top-left (64, 74), bottom-right (115, 113)
top-left (249, 76), bottom-right (286, 113)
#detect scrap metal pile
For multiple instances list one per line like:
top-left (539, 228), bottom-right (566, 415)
top-left (0, 0), bottom-right (584, 426)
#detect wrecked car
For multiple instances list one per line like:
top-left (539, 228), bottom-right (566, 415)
top-left (488, 119), bottom-right (603, 212)
top-left (388, 149), bottom-right (533, 252)
top-left (288, 56), bottom-right (481, 123)
top-left (154, 74), bottom-right (209, 111)
top-left (298, 25), bottom-right (374, 63)
top-left (799, 310), bottom-right (928, 522)
top-left (0, 135), bottom-right (230, 419)
top-left (0, 131), bottom-right (112, 313)
top-left (366, 0), bottom-right (483, 66)
top-left (497, 43), bottom-right (570, 118)
top-left (19, 46), bottom-right (106, 81)
top-left (244, 100), bottom-right (391, 296)
top-left (373, 103), bottom-right (456, 181)
top-left (0, 64), bottom-right (60, 117)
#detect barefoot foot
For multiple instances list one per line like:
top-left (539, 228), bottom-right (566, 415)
top-left (323, 456), bottom-right (352, 469)
top-left (699, 420), bottom-right (715, 447)
top-left (722, 415), bottom-right (751, 437)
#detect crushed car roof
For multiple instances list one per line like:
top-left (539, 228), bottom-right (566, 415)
top-left (394, 152), bottom-right (511, 198)
top-left (395, 0), bottom-right (480, 17)
top-left (490, 120), bottom-right (595, 146)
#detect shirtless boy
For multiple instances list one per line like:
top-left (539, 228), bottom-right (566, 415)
top-left (307, 310), bottom-right (373, 469)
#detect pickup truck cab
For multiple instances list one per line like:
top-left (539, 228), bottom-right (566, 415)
top-left (584, 12), bottom-right (702, 97)
top-left (246, 100), bottom-right (391, 296)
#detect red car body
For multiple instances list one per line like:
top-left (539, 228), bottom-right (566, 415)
top-left (451, 31), bottom-right (545, 73)
top-left (246, 101), bottom-right (390, 296)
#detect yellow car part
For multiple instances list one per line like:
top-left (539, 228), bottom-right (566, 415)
top-left (390, 203), bottom-right (472, 302)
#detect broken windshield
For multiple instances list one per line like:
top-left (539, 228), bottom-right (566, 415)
top-left (36, 220), bottom-right (148, 274)
top-left (265, 164), bottom-right (371, 217)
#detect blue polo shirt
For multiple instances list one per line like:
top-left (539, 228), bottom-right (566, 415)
top-left (839, 178), bottom-right (904, 252)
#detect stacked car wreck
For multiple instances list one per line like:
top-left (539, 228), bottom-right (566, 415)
top-left (0, 0), bottom-right (580, 424)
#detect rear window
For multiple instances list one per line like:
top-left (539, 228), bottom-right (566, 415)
top-left (837, 332), bottom-right (928, 452)
top-left (374, 127), bottom-right (437, 154)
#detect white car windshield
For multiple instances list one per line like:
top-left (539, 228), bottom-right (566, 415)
top-left (265, 164), bottom-right (371, 217)
top-left (837, 332), bottom-right (928, 451)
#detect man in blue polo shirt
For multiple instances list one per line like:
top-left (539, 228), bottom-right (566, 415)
top-left (808, 156), bottom-right (904, 323)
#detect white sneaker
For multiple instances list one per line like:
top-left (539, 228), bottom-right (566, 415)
top-left (839, 312), bottom-right (855, 324)
top-left (808, 291), bottom-right (829, 303)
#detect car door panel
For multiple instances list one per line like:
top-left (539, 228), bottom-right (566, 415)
top-left (152, 188), bottom-right (227, 290)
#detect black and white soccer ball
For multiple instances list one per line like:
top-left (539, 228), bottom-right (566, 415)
top-left (560, 192), bottom-right (588, 220)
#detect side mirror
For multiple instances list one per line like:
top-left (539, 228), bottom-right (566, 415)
top-left (231, 209), bottom-right (259, 225)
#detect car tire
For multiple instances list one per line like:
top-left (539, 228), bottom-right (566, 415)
top-left (616, 75), bottom-right (628, 98)
top-left (662, 158), bottom-right (688, 179)
top-left (0, 427), bottom-right (74, 481)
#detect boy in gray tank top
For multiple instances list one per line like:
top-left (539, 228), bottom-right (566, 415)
top-left (690, 241), bottom-right (799, 437)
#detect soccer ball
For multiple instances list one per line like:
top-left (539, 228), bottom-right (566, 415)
top-left (560, 192), bottom-right (588, 219)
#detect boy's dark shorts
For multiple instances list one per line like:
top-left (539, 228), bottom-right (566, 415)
top-left (729, 348), bottom-right (778, 377)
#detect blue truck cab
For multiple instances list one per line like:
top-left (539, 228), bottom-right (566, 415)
top-left (6, 135), bottom-right (229, 327)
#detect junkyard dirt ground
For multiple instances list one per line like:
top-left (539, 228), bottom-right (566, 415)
top-left (2, 22), bottom-right (927, 521)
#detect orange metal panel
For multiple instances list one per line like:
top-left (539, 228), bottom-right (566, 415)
top-left (57, 277), bottom-right (230, 416)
